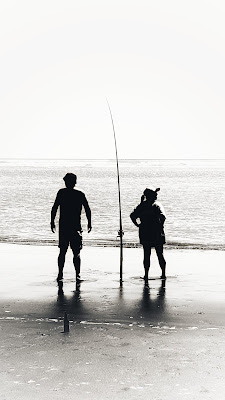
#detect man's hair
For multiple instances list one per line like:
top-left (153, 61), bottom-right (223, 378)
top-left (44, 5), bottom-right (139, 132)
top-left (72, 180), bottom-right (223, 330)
top-left (63, 173), bottom-right (77, 188)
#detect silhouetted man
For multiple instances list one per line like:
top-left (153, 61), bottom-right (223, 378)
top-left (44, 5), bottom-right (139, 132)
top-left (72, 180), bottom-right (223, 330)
top-left (51, 173), bottom-right (92, 282)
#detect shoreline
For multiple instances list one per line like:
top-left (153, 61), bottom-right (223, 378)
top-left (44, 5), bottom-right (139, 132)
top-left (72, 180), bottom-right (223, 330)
top-left (0, 239), bottom-right (224, 251)
top-left (1, 243), bottom-right (225, 399)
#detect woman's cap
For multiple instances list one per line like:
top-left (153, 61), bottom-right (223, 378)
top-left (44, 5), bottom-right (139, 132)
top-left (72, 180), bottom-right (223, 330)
top-left (144, 187), bottom-right (160, 196)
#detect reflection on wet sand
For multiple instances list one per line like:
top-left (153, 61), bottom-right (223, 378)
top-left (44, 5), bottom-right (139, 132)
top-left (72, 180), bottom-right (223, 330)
top-left (141, 280), bottom-right (166, 314)
top-left (56, 281), bottom-right (83, 317)
top-left (124, 280), bottom-right (167, 323)
top-left (54, 279), bottom-right (167, 325)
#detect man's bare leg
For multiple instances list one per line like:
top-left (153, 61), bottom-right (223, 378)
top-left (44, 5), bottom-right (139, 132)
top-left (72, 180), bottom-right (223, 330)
top-left (72, 248), bottom-right (81, 281)
top-left (57, 247), bottom-right (68, 281)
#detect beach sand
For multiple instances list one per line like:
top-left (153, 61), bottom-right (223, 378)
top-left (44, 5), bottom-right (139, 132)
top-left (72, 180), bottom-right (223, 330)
top-left (1, 243), bottom-right (225, 399)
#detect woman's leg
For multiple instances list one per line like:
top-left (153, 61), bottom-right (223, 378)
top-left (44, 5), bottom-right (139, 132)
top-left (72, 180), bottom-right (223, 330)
top-left (155, 245), bottom-right (166, 278)
top-left (143, 245), bottom-right (151, 282)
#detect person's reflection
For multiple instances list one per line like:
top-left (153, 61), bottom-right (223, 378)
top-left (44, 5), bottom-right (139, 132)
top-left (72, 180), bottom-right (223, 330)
top-left (70, 282), bottom-right (82, 312)
top-left (56, 280), bottom-right (85, 320)
top-left (58, 280), bottom-right (64, 296)
top-left (56, 281), bottom-right (69, 314)
top-left (139, 280), bottom-right (166, 318)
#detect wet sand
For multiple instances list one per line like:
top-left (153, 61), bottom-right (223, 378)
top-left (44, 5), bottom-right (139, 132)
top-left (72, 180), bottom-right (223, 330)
top-left (1, 243), bottom-right (225, 399)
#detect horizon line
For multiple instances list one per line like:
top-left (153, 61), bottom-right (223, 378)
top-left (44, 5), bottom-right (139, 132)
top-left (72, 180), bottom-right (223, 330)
top-left (0, 157), bottom-right (225, 161)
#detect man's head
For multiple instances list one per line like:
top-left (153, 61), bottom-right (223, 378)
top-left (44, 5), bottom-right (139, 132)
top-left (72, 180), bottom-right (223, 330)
top-left (63, 173), bottom-right (77, 189)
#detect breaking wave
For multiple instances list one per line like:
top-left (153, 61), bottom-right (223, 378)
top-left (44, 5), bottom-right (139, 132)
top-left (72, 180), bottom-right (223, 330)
top-left (0, 236), bottom-right (224, 251)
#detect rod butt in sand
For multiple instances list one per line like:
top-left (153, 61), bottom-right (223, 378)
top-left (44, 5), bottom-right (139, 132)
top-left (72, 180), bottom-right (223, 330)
top-left (64, 312), bottom-right (69, 333)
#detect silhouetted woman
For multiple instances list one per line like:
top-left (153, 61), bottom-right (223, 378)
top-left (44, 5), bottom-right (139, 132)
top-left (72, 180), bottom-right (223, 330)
top-left (130, 187), bottom-right (166, 283)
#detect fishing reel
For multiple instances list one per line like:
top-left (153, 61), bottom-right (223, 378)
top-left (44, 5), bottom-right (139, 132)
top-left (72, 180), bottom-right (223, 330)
top-left (117, 229), bottom-right (124, 238)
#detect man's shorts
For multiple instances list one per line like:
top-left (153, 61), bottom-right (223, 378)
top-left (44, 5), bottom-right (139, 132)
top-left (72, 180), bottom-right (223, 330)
top-left (59, 228), bottom-right (83, 252)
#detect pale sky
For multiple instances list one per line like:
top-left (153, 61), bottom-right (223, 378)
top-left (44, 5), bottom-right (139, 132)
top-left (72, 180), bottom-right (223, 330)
top-left (1, 0), bottom-right (225, 159)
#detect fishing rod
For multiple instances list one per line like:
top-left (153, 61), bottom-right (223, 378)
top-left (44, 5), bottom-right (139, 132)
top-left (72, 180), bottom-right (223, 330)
top-left (106, 99), bottom-right (124, 284)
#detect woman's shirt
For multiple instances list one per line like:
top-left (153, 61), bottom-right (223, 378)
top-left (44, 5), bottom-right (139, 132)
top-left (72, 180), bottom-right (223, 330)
top-left (130, 200), bottom-right (166, 245)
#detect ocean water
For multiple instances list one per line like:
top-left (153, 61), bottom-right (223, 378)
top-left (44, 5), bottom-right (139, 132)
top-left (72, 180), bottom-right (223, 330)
top-left (0, 158), bottom-right (224, 250)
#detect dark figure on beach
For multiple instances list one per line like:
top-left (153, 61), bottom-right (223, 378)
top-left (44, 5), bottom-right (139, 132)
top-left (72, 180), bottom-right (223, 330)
top-left (51, 173), bottom-right (92, 282)
top-left (130, 187), bottom-right (166, 283)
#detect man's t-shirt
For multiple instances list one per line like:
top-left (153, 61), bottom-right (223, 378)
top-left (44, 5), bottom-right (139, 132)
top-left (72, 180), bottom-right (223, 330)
top-left (54, 188), bottom-right (90, 232)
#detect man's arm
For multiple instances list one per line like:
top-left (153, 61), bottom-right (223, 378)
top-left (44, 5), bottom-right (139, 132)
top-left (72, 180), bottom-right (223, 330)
top-left (51, 191), bottom-right (61, 233)
top-left (83, 195), bottom-right (92, 232)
